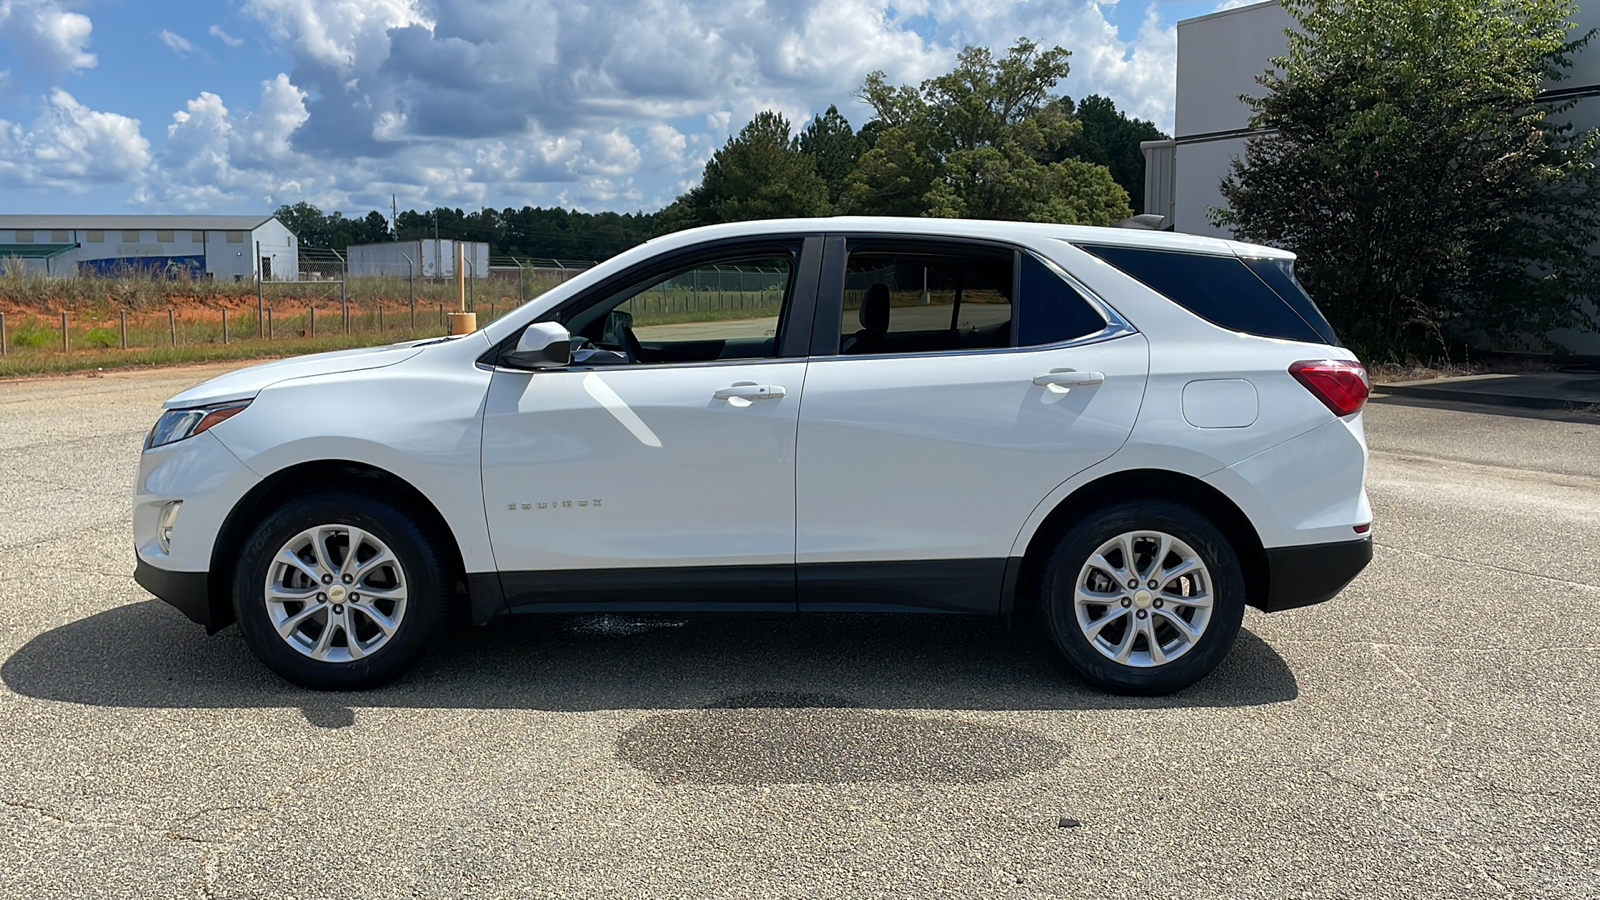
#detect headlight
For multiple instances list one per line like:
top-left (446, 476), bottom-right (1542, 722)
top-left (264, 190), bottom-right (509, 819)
top-left (145, 401), bottom-right (251, 450)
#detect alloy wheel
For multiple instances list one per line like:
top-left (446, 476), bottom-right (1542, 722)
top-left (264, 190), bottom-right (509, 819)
top-left (1073, 530), bottom-right (1213, 668)
top-left (264, 524), bottom-right (408, 663)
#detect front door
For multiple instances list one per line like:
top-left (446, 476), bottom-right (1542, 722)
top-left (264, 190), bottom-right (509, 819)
top-left (481, 238), bottom-right (818, 610)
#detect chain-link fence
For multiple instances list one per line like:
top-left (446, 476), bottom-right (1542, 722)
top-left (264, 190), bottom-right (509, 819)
top-left (0, 250), bottom-right (599, 370)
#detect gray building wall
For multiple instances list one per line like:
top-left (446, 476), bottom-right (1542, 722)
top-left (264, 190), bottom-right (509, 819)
top-left (1153, 0), bottom-right (1600, 354)
top-left (347, 240), bottom-right (490, 279)
top-left (0, 216), bottom-right (299, 281)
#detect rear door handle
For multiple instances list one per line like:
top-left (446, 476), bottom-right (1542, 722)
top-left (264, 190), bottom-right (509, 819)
top-left (714, 383), bottom-right (787, 401)
top-left (1033, 369), bottom-right (1106, 388)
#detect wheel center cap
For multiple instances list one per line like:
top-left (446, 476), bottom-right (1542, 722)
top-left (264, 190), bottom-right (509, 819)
top-left (327, 584), bottom-right (347, 602)
top-left (1132, 590), bottom-right (1154, 610)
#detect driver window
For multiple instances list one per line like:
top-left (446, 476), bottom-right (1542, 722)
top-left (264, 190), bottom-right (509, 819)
top-left (574, 253), bottom-right (796, 365)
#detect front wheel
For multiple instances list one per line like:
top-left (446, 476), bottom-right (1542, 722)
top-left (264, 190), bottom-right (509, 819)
top-left (233, 492), bottom-right (452, 690)
top-left (1039, 500), bottom-right (1247, 695)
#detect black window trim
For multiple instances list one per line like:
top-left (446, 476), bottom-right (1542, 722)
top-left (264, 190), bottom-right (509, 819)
top-left (808, 232), bottom-right (1134, 360)
top-left (479, 233), bottom-right (824, 369)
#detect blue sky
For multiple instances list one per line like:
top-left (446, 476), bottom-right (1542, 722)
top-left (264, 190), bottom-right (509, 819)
top-left (0, 0), bottom-right (1243, 217)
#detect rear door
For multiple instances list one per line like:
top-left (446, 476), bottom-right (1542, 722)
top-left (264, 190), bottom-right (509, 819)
top-left (794, 236), bottom-right (1149, 612)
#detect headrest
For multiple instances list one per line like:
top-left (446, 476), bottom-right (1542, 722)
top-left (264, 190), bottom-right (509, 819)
top-left (859, 283), bottom-right (891, 334)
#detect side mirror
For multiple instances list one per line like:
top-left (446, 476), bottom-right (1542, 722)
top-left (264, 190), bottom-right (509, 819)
top-left (503, 322), bottom-right (571, 370)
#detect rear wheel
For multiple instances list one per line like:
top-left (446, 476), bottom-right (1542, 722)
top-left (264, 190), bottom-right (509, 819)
top-left (1039, 500), bottom-right (1246, 695)
top-left (233, 492), bottom-right (451, 690)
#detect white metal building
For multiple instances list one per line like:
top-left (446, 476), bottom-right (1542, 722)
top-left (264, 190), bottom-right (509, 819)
top-left (0, 214), bottom-right (298, 281)
top-left (347, 239), bottom-right (490, 279)
top-left (1145, 1), bottom-right (1600, 353)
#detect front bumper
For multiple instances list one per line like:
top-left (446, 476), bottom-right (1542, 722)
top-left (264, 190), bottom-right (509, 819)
top-left (134, 558), bottom-right (220, 631)
top-left (1258, 537), bottom-right (1373, 612)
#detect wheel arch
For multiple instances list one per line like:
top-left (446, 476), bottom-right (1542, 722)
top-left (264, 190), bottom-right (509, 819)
top-left (1010, 469), bottom-right (1269, 616)
top-left (205, 459), bottom-right (468, 632)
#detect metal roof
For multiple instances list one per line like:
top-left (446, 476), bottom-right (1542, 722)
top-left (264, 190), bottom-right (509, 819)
top-left (0, 214), bottom-right (277, 230)
top-left (0, 243), bottom-right (78, 258)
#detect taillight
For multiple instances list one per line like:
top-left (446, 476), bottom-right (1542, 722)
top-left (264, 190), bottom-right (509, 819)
top-left (1290, 359), bottom-right (1369, 416)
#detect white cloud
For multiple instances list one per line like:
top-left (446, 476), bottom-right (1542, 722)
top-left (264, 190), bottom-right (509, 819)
top-left (0, 89), bottom-right (151, 189)
top-left (0, 0), bottom-right (97, 75)
top-left (1, 0), bottom-right (1198, 212)
top-left (209, 24), bottom-right (244, 47)
top-left (157, 29), bottom-right (197, 57)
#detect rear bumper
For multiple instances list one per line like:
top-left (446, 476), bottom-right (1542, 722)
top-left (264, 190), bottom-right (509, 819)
top-left (134, 558), bottom-right (220, 632)
top-left (1258, 537), bottom-right (1372, 612)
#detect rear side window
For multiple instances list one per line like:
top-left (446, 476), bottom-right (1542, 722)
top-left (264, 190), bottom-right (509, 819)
top-left (1075, 244), bottom-right (1332, 345)
top-left (1018, 254), bottom-right (1107, 346)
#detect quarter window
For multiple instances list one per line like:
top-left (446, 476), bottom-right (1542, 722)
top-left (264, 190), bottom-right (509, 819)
top-left (1018, 254), bottom-right (1109, 347)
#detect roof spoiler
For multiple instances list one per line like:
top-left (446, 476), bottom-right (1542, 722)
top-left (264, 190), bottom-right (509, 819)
top-left (1114, 214), bottom-right (1174, 232)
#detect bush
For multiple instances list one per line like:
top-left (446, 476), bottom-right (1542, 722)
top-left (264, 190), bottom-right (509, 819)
top-left (84, 326), bottom-right (118, 349)
top-left (10, 317), bottom-right (57, 349)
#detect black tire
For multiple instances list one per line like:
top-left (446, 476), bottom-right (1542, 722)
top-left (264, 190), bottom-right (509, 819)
top-left (1039, 500), bottom-right (1246, 696)
top-left (233, 491), bottom-right (452, 690)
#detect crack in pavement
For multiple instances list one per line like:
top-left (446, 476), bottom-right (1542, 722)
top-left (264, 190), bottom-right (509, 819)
top-left (191, 715), bottom-right (481, 900)
top-left (1374, 542), bottom-right (1600, 592)
top-left (3, 796), bottom-right (215, 846)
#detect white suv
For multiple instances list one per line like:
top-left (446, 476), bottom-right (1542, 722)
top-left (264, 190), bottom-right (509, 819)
top-left (134, 217), bottom-right (1372, 695)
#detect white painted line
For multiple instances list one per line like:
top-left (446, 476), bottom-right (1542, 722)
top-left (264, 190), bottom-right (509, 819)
top-left (582, 373), bottom-right (662, 448)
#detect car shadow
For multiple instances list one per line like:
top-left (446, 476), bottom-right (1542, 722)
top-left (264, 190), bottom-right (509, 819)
top-left (2, 600), bottom-right (1298, 714)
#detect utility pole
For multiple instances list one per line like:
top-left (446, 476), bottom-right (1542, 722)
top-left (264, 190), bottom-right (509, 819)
top-left (391, 194), bottom-right (398, 240)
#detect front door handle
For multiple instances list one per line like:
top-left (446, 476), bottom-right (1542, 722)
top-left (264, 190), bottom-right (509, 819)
top-left (1033, 369), bottom-right (1106, 388)
top-left (714, 383), bottom-right (787, 401)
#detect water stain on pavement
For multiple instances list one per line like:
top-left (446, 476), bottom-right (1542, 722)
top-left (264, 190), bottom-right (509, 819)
top-left (616, 691), bottom-right (1065, 785)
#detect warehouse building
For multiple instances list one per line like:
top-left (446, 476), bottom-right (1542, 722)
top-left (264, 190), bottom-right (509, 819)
top-left (347, 239), bottom-right (490, 279)
top-left (1143, 0), bottom-right (1600, 353)
top-left (0, 214), bottom-right (298, 281)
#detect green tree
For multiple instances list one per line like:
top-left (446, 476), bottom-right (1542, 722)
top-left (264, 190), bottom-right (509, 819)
top-left (274, 203), bottom-right (391, 250)
top-left (841, 38), bottom-right (1132, 225)
top-left (799, 105), bottom-right (864, 205)
top-left (683, 111), bottom-right (831, 224)
top-left (273, 202), bottom-right (332, 248)
top-left (1061, 95), bottom-right (1169, 211)
top-left (1213, 0), bottom-right (1600, 359)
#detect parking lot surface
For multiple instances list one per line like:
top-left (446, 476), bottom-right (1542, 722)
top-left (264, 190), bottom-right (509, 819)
top-left (2, 365), bottom-right (1596, 898)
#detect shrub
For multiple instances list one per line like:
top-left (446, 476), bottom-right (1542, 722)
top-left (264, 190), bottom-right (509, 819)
top-left (85, 326), bottom-right (118, 349)
top-left (11, 317), bottom-right (57, 349)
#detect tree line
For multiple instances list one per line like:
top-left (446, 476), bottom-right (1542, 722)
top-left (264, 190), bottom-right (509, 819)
top-left (276, 37), bottom-right (1165, 260)
top-left (660, 40), bottom-right (1159, 228)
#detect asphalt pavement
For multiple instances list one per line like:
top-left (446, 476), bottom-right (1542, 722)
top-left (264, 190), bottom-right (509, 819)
top-left (1, 363), bottom-right (1596, 898)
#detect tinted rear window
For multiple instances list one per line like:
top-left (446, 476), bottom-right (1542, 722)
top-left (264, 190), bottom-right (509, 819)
top-left (1241, 257), bottom-right (1341, 346)
top-left (1018, 254), bottom-right (1107, 347)
top-left (1076, 244), bottom-right (1332, 345)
